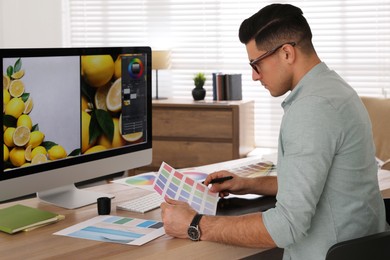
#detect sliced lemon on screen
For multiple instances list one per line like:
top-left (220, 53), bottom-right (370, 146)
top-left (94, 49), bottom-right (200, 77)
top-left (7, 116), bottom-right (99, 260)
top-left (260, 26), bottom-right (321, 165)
top-left (25, 145), bottom-right (32, 161)
top-left (118, 114), bottom-right (143, 142)
top-left (23, 96), bottom-right (33, 114)
top-left (31, 153), bottom-right (48, 164)
top-left (11, 69), bottom-right (25, 79)
top-left (106, 78), bottom-right (122, 113)
top-left (9, 79), bottom-right (25, 97)
top-left (13, 126), bottom-right (31, 147)
top-left (122, 132), bottom-right (143, 142)
top-left (3, 74), bottom-right (10, 90)
top-left (94, 84), bottom-right (110, 110)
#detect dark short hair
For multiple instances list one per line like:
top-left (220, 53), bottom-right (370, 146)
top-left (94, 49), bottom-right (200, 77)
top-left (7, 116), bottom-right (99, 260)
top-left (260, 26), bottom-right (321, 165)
top-left (239, 4), bottom-right (313, 51)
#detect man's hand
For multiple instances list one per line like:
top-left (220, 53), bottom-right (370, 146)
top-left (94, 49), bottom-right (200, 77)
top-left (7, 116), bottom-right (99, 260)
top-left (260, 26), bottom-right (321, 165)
top-left (203, 171), bottom-right (248, 198)
top-left (160, 197), bottom-right (197, 239)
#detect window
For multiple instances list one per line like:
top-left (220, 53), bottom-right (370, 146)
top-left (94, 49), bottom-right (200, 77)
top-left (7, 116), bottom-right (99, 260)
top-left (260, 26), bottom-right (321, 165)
top-left (64, 0), bottom-right (390, 148)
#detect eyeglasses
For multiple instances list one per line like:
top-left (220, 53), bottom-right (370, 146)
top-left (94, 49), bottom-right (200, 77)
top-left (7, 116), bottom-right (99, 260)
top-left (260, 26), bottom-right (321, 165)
top-left (249, 42), bottom-right (296, 74)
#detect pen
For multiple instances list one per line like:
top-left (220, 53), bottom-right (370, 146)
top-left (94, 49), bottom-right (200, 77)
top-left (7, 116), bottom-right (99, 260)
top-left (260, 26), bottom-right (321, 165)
top-left (208, 176), bottom-right (233, 184)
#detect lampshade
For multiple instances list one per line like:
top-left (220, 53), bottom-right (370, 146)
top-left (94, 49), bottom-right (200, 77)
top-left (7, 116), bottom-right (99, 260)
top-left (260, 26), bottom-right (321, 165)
top-left (152, 50), bottom-right (171, 70)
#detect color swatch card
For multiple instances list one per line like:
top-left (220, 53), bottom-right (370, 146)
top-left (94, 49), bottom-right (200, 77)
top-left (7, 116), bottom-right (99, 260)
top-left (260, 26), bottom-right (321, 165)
top-left (153, 162), bottom-right (219, 215)
top-left (54, 215), bottom-right (164, 246)
top-left (113, 171), bottom-right (209, 191)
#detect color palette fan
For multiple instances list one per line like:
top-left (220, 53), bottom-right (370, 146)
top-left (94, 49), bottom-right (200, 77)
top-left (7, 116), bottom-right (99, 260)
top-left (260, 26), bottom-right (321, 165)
top-left (153, 162), bottom-right (219, 215)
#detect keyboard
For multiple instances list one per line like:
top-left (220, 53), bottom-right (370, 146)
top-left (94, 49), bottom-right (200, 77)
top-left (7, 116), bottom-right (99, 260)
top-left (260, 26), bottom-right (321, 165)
top-left (116, 192), bottom-right (165, 213)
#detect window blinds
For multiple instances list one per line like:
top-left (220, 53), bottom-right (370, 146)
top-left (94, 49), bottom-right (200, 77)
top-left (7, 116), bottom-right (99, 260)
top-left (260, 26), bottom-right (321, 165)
top-left (64, 0), bottom-right (390, 148)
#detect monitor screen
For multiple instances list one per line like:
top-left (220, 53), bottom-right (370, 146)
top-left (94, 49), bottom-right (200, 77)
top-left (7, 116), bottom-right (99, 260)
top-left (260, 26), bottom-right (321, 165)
top-left (1, 47), bottom-right (152, 208)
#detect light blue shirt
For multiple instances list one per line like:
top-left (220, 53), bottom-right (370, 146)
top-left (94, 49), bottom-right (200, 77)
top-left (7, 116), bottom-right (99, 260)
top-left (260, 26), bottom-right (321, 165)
top-left (262, 62), bottom-right (388, 260)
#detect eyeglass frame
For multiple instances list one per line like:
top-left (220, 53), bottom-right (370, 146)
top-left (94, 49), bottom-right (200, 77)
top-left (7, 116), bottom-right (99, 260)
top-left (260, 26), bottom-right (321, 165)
top-left (249, 42), bottom-right (296, 74)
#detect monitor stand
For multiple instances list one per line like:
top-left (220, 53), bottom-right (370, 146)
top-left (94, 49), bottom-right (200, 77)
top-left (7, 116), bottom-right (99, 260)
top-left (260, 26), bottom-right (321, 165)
top-left (37, 184), bottom-right (115, 209)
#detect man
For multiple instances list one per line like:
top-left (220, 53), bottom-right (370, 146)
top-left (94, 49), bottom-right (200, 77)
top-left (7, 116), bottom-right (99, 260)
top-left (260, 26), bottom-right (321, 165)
top-left (161, 4), bottom-right (388, 259)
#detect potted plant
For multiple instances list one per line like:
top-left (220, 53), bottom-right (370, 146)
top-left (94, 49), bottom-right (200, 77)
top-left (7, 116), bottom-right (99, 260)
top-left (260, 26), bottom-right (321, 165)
top-left (192, 72), bottom-right (206, 100)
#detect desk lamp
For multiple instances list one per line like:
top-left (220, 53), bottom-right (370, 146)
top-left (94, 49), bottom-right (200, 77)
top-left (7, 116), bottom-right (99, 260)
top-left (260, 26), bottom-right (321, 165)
top-left (152, 50), bottom-right (171, 99)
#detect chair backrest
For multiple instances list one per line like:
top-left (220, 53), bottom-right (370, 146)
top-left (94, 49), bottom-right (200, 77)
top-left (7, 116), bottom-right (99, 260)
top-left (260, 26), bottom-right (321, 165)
top-left (325, 231), bottom-right (390, 260)
top-left (384, 198), bottom-right (390, 225)
top-left (360, 97), bottom-right (390, 164)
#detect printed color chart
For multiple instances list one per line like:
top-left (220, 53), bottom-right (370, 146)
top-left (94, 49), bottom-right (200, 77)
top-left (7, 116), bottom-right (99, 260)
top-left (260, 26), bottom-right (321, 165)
top-left (54, 215), bottom-right (165, 246)
top-left (153, 162), bottom-right (219, 215)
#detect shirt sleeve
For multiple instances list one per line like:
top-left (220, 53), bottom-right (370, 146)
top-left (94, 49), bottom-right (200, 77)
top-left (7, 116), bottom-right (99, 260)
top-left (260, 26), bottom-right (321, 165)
top-left (262, 96), bottom-right (342, 248)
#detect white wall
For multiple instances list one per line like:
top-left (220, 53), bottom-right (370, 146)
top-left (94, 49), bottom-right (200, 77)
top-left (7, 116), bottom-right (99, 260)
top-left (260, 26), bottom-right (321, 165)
top-left (0, 0), bottom-right (63, 48)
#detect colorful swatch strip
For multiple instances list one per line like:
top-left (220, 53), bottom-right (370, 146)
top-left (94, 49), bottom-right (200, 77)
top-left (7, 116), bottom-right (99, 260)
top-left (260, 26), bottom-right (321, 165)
top-left (229, 161), bottom-right (276, 178)
top-left (153, 162), bottom-right (219, 215)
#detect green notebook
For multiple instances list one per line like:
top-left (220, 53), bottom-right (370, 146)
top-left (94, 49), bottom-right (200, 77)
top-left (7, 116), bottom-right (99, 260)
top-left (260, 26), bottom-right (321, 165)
top-left (0, 204), bottom-right (63, 234)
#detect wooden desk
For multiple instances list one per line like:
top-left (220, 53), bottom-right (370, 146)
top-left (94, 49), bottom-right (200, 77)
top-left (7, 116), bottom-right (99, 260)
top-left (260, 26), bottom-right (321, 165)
top-left (0, 183), bottom-right (267, 260)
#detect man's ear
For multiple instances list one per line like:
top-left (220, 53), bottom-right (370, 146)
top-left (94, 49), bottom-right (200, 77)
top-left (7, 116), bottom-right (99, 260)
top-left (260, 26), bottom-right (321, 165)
top-left (282, 44), bottom-right (295, 64)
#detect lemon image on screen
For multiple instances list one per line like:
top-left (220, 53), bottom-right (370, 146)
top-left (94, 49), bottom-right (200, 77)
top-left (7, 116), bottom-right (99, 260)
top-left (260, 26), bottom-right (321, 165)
top-left (81, 111), bottom-right (95, 153)
top-left (9, 79), bottom-right (25, 98)
top-left (3, 74), bottom-right (10, 90)
top-left (48, 145), bottom-right (67, 160)
top-left (106, 78), bottom-right (122, 113)
top-left (12, 126), bottom-right (30, 147)
top-left (3, 56), bottom-right (80, 169)
top-left (82, 55), bottom-right (114, 88)
top-left (5, 97), bottom-right (25, 119)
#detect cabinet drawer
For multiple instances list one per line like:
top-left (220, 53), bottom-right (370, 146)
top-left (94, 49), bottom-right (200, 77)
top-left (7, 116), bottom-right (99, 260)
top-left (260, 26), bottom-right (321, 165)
top-left (152, 140), bottom-right (234, 168)
top-left (152, 108), bottom-right (233, 139)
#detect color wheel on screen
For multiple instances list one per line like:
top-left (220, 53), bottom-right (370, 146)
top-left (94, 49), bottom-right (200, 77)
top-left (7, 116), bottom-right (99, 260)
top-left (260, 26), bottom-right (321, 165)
top-left (182, 171), bottom-right (208, 182)
top-left (125, 174), bottom-right (156, 186)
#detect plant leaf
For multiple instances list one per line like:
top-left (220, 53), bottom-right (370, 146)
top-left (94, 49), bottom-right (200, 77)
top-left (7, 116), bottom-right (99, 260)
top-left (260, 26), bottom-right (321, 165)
top-left (81, 79), bottom-right (95, 105)
top-left (95, 109), bottom-right (114, 142)
top-left (41, 141), bottom-right (57, 151)
top-left (89, 110), bottom-right (102, 144)
top-left (32, 124), bottom-right (39, 131)
top-left (3, 115), bottom-right (17, 127)
top-left (14, 58), bottom-right (22, 72)
top-left (21, 93), bottom-right (30, 102)
top-left (69, 149), bottom-right (81, 156)
top-left (6, 66), bottom-right (13, 77)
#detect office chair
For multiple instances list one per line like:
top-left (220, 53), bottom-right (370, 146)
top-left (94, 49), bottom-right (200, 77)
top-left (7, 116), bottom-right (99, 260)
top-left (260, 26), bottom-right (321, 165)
top-left (384, 198), bottom-right (390, 225)
top-left (326, 199), bottom-right (390, 260)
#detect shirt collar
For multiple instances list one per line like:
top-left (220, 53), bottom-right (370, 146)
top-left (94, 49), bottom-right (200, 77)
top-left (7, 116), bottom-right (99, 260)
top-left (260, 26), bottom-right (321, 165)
top-left (282, 62), bottom-right (329, 110)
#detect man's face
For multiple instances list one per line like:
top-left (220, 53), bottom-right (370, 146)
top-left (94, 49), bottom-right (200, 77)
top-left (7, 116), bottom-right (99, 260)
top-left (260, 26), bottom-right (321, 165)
top-left (245, 39), bottom-right (293, 97)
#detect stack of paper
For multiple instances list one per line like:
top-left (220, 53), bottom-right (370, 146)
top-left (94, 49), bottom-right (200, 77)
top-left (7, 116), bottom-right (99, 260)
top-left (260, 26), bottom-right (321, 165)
top-left (0, 204), bottom-right (64, 234)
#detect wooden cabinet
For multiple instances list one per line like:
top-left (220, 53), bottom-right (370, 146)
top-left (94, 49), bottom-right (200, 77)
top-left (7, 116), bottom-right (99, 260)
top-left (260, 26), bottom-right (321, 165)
top-left (139, 99), bottom-right (255, 172)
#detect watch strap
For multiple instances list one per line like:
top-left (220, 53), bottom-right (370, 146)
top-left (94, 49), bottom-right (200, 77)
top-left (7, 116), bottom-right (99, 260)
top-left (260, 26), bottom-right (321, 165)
top-left (190, 213), bottom-right (203, 227)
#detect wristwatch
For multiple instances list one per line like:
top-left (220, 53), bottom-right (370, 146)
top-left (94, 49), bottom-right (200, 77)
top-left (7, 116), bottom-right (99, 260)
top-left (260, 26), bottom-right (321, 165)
top-left (187, 213), bottom-right (203, 241)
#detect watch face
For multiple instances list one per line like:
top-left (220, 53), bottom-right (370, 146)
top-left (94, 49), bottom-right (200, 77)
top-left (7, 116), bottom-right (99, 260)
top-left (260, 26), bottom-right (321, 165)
top-left (188, 226), bottom-right (200, 241)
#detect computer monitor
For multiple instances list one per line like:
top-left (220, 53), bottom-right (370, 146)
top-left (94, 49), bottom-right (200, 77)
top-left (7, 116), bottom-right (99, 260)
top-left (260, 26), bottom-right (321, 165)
top-left (1, 47), bottom-right (152, 209)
